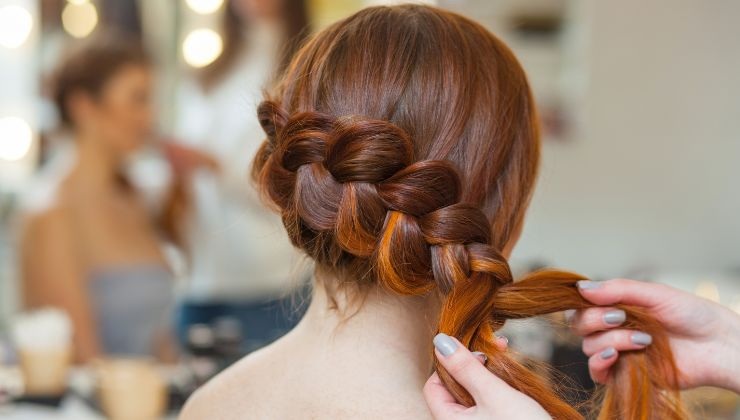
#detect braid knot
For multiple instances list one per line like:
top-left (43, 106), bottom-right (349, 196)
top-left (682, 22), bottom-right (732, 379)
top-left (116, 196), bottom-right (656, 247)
top-left (256, 100), bottom-right (516, 330)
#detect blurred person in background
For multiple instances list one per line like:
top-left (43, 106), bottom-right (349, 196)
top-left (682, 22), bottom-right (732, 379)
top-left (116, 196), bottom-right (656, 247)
top-left (167, 0), bottom-right (311, 351)
top-left (19, 33), bottom-right (176, 363)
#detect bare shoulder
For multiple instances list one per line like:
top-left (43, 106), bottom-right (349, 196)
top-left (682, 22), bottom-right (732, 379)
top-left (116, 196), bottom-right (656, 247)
top-left (179, 340), bottom-right (433, 420)
top-left (20, 204), bottom-right (71, 252)
top-left (179, 346), bottom-right (284, 420)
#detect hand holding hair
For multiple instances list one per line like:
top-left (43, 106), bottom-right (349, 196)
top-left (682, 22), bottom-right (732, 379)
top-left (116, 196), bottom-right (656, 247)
top-left (570, 278), bottom-right (740, 393)
top-left (423, 333), bottom-right (551, 420)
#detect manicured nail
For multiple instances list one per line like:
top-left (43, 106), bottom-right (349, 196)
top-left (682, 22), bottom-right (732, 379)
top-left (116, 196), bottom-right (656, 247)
top-left (600, 347), bottom-right (616, 359)
top-left (631, 332), bottom-right (653, 346)
top-left (577, 280), bottom-right (602, 290)
top-left (495, 334), bottom-right (509, 345)
top-left (434, 333), bottom-right (458, 357)
top-left (603, 309), bottom-right (626, 326)
top-left (472, 351), bottom-right (488, 362)
top-left (564, 309), bottom-right (576, 322)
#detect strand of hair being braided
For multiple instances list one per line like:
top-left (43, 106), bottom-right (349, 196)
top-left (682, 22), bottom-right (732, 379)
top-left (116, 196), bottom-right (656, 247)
top-left (254, 100), bottom-right (687, 420)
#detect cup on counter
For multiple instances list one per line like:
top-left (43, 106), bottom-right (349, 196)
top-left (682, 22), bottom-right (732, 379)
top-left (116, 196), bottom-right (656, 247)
top-left (18, 346), bottom-right (72, 396)
top-left (95, 357), bottom-right (168, 420)
top-left (11, 309), bottom-right (73, 396)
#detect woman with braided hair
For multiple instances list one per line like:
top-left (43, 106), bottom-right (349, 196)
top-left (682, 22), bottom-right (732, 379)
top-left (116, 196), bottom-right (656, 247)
top-left (181, 5), bottom-right (690, 419)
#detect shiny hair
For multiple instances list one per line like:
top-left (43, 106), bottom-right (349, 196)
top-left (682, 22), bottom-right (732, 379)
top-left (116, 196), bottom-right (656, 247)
top-left (252, 5), bottom-right (686, 419)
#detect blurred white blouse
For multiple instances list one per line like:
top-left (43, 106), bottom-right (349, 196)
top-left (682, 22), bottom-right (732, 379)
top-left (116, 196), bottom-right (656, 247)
top-left (173, 23), bottom-right (303, 302)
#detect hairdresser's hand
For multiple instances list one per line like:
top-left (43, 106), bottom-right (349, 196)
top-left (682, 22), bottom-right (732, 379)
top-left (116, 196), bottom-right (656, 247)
top-left (162, 140), bottom-right (220, 178)
top-left (570, 279), bottom-right (740, 393)
top-left (423, 334), bottom-right (550, 420)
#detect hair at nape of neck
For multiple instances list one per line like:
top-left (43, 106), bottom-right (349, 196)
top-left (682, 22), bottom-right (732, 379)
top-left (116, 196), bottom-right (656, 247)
top-left (251, 5), bottom-right (689, 420)
top-left (253, 101), bottom-right (686, 420)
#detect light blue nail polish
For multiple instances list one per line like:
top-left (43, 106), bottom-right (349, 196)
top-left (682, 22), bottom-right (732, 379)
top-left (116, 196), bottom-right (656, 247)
top-left (603, 310), bottom-right (626, 325)
top-left (600, 347), bottom-right (616, 359)
top-left (433, 333), bottom-right (458, 357)
top-left (564, 309), bottom-right (576, 322)
top-left (577, 280), bottom-right (602, 290)
top-left (472, 351), bottom-right (488, 362)
top-left (631, 332), bottom-right (653, 346)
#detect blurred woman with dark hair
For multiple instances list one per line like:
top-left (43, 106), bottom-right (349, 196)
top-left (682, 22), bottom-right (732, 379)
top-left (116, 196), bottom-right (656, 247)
top-left (20, 34), bottom-right (175, 363)
top-left (168, 0), bottom-right (310, 350)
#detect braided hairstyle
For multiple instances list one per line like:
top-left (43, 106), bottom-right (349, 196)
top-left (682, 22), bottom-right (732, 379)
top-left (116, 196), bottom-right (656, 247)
top-left (253, 5), bottom-right (687, 419)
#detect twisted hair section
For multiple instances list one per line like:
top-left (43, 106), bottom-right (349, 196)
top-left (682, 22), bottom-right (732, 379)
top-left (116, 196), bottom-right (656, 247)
top-left (254, 100), bottom-right (686, 419)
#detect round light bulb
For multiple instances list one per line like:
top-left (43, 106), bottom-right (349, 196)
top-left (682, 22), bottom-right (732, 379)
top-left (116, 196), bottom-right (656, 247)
top-left (0, 5), bottom-right (34, 48)
top-left (62, 2), bottom-right (98, 39)
top-left (182, 29), bottom-right (223, 68)
top-left (0, 117), bottom-right (33, 161)
top-left (185, 0), bottom-right (225, 15)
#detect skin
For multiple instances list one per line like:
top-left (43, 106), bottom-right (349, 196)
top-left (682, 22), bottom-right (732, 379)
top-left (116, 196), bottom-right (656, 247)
top-left (21, 64), bottom-right (171, 363)
top-left (422, 279), bottom-right (740, 420)
top-left (424, 336), bottom-right (549, 420)
top-left (179, 204), bottom-right (526, 419)
top-left (571, 278), bottom-right (740, 392)
top-left (180, 276), bottom-right (443, 419)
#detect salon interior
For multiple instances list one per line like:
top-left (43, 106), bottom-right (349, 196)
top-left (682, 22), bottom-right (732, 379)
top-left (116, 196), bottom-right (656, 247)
top-left (0, 0), bottom-right (738, 418)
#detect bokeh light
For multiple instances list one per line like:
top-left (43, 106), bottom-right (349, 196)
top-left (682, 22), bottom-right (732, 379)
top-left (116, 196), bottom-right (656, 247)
top-left (695, 281), bottom-right (720, 303)
top-left (0, 117), bottom-right (33, 161)
top-left (185, 0), bottom-right (224, 15)
top-left (182, 29), bottom-right (223, 68)
top-left (0, 5), bottom-right (33, 48)
top-left (62, 2), bottom-right (98, 39)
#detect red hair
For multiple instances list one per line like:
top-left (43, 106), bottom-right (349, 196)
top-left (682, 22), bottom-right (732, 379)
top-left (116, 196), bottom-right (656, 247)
top-left (252, 5), bottom-right (686, 419)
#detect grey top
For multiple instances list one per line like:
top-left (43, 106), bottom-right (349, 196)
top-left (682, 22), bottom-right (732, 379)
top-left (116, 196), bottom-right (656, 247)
top-left (88, 264), bottom-right (174, 356)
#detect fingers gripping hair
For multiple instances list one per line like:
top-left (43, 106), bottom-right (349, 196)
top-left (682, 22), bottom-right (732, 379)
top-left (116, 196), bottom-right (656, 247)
top-left (254, 100), bottom-right (687, 420)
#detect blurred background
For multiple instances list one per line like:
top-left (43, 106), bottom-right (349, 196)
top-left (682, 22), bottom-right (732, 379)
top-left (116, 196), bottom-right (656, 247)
top-left (0, 0), bottom-right (738, 418)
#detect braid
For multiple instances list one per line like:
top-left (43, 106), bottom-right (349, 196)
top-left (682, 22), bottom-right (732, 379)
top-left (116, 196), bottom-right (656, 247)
top-left (255, 99), bottom-right (687, 419)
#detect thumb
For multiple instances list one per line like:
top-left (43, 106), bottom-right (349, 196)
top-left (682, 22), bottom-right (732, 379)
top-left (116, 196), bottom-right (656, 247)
top-left (432, 333), bottom-right (514, 403)
top-left (423, 372), bottom-right (465, 419)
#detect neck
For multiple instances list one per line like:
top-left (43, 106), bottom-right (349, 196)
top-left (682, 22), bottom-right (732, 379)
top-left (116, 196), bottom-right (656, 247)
top-left (69, 132), bottom-right (121, 189)
top-left (292, 272), bottom-right (441, 383)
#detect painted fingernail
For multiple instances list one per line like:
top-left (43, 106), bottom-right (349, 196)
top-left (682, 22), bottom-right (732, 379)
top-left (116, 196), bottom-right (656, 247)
top-left (600, 347), bottom-right (616, 359)
top-left (577, 280), bottom-right (602, 290)
top-left (495, 334), bottom-right (509, 345)
top-left (603, 310), bottom-right (626, 325)
top-left (433, 333), bottom-right (458, 357)
top-left (631, 332), bottom-right (653, 346)
top-left (472, 351), bottom-right (488, 362)
top-left (564, 309), bottom-right (576, 322)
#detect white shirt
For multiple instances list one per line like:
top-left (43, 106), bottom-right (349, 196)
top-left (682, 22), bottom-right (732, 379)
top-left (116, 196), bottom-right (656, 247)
top-left (174, 24), bottom-right (304, 301)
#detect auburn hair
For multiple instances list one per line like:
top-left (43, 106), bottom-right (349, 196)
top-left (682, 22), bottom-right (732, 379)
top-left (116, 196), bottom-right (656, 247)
top-left (252, 5), bottom-right (686, 419)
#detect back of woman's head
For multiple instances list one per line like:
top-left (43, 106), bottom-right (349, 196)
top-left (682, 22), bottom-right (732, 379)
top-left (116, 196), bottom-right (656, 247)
top-left (253, 5), bottom-right (687, 419)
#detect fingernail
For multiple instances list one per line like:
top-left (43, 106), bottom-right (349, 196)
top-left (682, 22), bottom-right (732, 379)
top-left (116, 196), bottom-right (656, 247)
top-left (577, 280), bottom-right (602, 290)
top-left (603, 309), bottom-right (626, 325)
top-left (564, 309), bottom-right (576, 322)
top-left (631, 332), bottom-right (653, 346)
top-left (600, 347), bottom-right (616, 359)
top-left (495, 334), bottom-right (509, 345)
top-left (472, 351), bottom-right (488, 362)
top-left (433, 333), bottom-right (458, 357)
